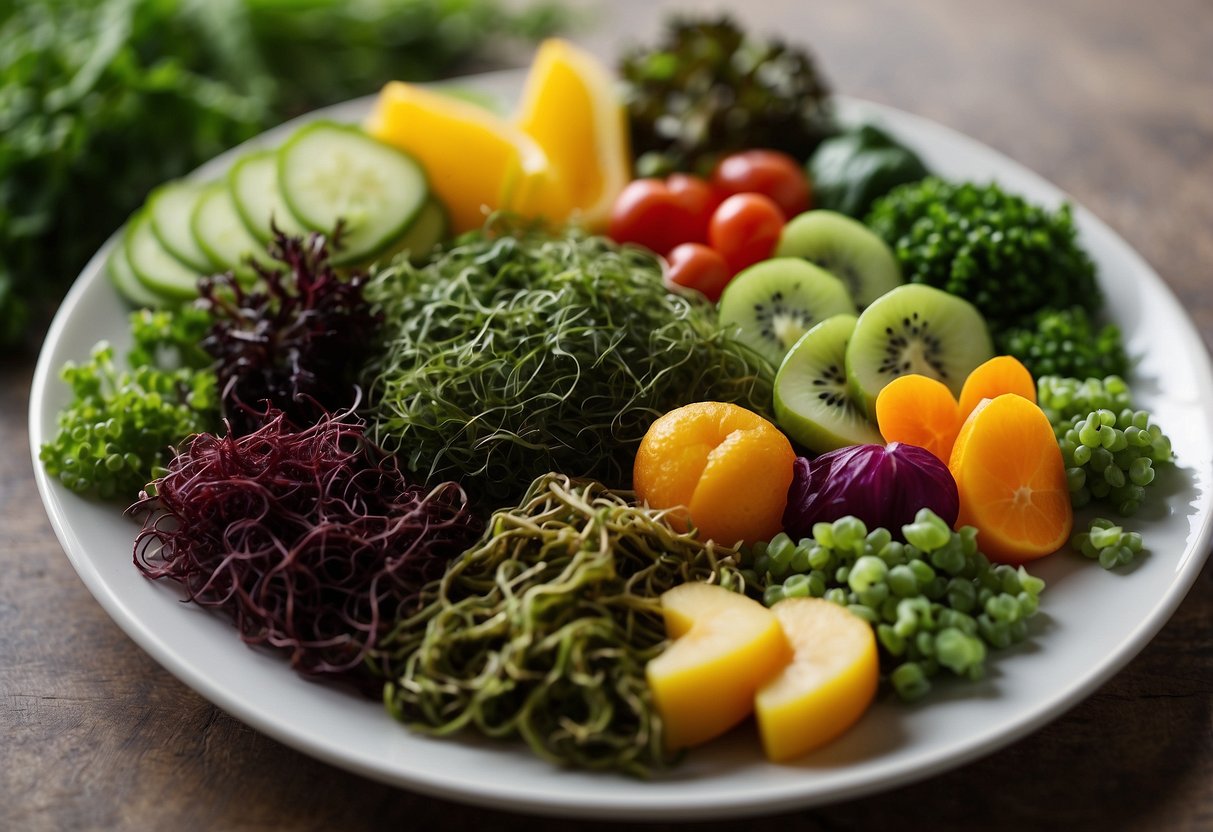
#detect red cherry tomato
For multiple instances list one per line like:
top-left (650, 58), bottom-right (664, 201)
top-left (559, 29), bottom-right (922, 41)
top-left (664, 243), bottom-right (733, 302)
top-left (609, 179), bottom-right (701, 256)
top-left (708, 193), bottom-right (786, 274)
top-left (711, 150), bottom-right (812, 219)
top-left (666, 174), bottom-right (723, 243)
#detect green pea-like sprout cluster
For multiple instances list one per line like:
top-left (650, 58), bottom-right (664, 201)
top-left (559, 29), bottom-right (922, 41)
top-left (1037, 374), bottom-right (1173, 568)
top-left (1037, 374), bottom-right (1133, 424)
top-left (996, 306), bottom-right (1128, 380)
top-left (1072, 518), bottom-right (1145, 570)
top-left (39, 307), bottom-right (218, 501)
top-left (751, 510), bottom-right (1045, 701)
top-left (1054, 407), bottom-right (1171, 515)
top-left (1038, 375), bottom-right (1172, 515)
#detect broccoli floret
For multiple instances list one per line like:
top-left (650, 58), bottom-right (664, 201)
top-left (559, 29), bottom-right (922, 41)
top-left (997, 306), bottom-right (1129, 380)
top-left (865, 178), bottom-right (1100, 330)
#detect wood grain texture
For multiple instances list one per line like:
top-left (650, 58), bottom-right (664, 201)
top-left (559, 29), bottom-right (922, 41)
top-left (3, 1), bottom-right (1211, 829)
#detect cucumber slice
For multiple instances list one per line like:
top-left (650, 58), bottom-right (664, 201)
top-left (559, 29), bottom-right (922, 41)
top-left (227, 150), bottom-right (308, 242)
top-left (124, 210), bottom-right (203, 301)
top-left (368, 198), bottom-right (449, 266)
top-left (107, 241), bottom-right (165, 309)
top-left (148, 182), bottom-right (213, 273)
top-left (278, 121), bottom-right (428, 266)
top-left (192, 182), bottom-right (274, 281)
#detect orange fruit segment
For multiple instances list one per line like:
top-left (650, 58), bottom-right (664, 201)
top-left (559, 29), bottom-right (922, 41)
top-left (958, 355), bottom-right (1036, 423)
top-left (949, 394), bottom-right (1072, 563)
top-left (365, 81), bottom-right (564, 233)
top-left (515, 39), bottom-right (630, 231)
top-left (874, 374), bottom-right (962, 463)
top-left (633, 401), bottom-right (795, 545)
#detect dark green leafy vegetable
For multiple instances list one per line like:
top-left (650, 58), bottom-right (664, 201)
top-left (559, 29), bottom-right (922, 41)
top-left (865, 178), bottom-right (1100, 331)
top-left (619, 16), bottom-right (834, 176)
top-left (381, 473), bottom-right (746, 776)
top-left (996, 305), bottom-right (1129, 380)
top-left (808, 124), bottom-right (929, 218)
top-left (753, 510), bottom-right (1045, 701)
top-left (0, 0), bottom-right (265, 346)
top-left (0, 0), bottom-right (563, 347)
top-left (365, 223), bottom-right (774, 505)
top-left (39, 306), bottom-right (218, 500)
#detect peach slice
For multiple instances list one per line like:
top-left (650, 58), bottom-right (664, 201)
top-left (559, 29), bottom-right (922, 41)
top-left (633, 401), bottom-right (795, 546)
top-left (646, 583), bottom-right (791, 750)
top-left (755, 598), bottom-right (878, 762)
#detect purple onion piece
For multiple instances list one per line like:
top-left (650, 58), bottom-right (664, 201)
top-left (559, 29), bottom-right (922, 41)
top-left (782, 442), bottom-right (959, 540)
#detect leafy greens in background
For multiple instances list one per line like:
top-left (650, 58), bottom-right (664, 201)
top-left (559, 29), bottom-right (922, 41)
top-left (0, 0), bottom-right (564, 348)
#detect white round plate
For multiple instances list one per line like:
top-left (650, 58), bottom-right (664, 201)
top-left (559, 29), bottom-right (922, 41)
top-left (29, 69), bottom-right (1213, 820)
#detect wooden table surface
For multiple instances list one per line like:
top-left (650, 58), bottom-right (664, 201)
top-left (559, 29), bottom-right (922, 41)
top-left (4, 1), bottom-right (1211, 829)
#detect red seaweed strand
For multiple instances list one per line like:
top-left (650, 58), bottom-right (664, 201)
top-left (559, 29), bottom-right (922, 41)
top-left (129, 410), bottom-right (479, 690)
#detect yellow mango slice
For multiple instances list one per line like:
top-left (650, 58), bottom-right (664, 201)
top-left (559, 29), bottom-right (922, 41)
top-left (647, 583), bottom-right (791, 750)
top-left (365, 81), bottom-right (566, 233)
top-left (755, 598), bottom-right (878, 762)
top-left (515, 39), bottom-right (630, 230)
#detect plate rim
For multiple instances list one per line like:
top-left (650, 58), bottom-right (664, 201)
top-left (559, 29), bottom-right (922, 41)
top-left (27, 67), bottom-right (1213, 820)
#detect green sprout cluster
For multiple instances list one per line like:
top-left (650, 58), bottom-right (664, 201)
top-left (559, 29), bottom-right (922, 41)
top-left (1055, 407), bottom-right (1171, 515)
top-left (1072, 518), bottom-right (1145, 570)
top-left (1039, 375), bottom-right (1172, 516)
top-left (40, 307), bottom-right (218, 501)
top-left (752, 510), bottom-right (1045, 701)
top-left (997, 306), bottom-right (1129, 380)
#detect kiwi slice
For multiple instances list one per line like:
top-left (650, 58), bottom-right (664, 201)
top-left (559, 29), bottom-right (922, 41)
top-left (846, 283), bottom-right (994, 420)
top-left (774, 314), bottom-right (883, 453)
top-left (774, 210), bottom-right (901, 309)
top-left (718, 257), bottom-right (856, 368)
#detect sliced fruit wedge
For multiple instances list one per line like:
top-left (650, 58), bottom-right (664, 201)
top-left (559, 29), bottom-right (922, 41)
top-left (949, 393), bottom-right (1073, 564)
top-left (718, 258), bottom-right (856, 369)
top-left (515, 38), bottom-right (630, 231)
top-left (646, 582), bottom-right (790, 750)
top-left (846, 283), bottom-right (994, 420)
top-left (755, 598), bottom-right (879, 762)
top-left (774, 314), bottom-right (882, 453)
top-left (774, 210), bottom-right (902, 309)
top-left (278, 121), bottom-right (428, 266)
top-left (366, 82), bottom-right (566, 233)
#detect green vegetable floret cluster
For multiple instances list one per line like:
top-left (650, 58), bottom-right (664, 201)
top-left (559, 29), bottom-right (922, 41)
top-left (619, 15), bottom-right (834, 175)
top-left (997, 306), bottom-right (1128, 380)
top-left (866, 178), bottom-right (1100, 331)
top-left (40, 307), bottom-right (218, 500)
top-left (751, 510), bottom-right (1045, 701)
